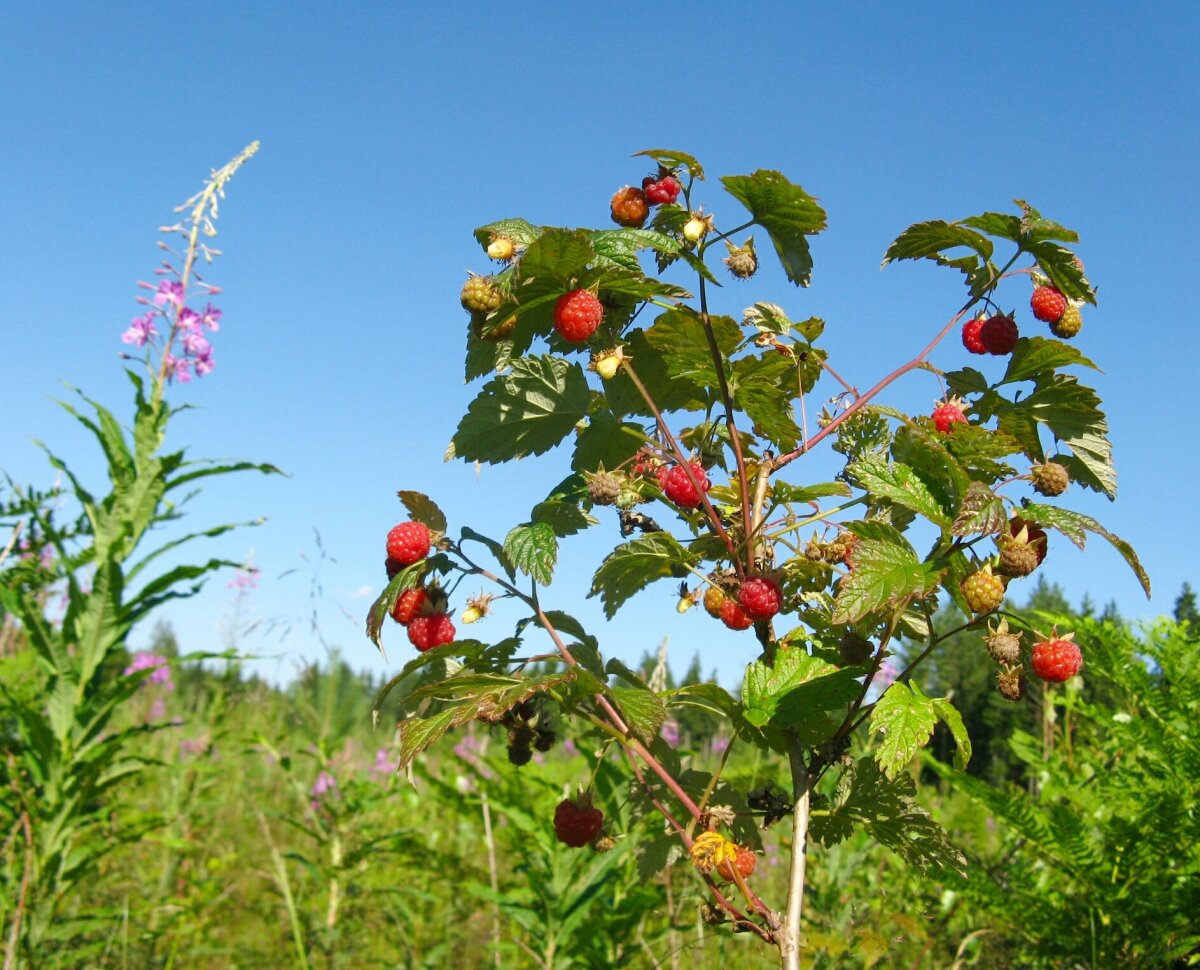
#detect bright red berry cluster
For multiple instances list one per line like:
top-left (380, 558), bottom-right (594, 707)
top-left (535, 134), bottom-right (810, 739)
top-left (642, 174), bottom-right (682, 206)
top-left (553, 796), bottom-right (604, 847)
top-left (980, 313), bottom-right (1018, 355)
top-left (659, 462), bottom-right (710, 509)
top-left (390, 587), bottom-right (427, 625)
top-left (386, 521), bottom-right (432, 565)
top-left (716, 845), bottom-right (757, 882)
top-left (719, 598), bottom-right (754, 630)
top-left (931, 398), bottom-right (967, 434)
top-left (553, 289), bottom-right (604, 343)
top-left (962, 315), bottom-right (986, 354)
top-left (738, 576), bottom-right (782, 621)
top-left (1031, 634), bottom-right (1082, 682)
top-left (1030, 285), bottom-right (1068, 323)
top-left (407, 613), bottom-right (456, 652)
top-left (610, 186), bottom-right (649, 228)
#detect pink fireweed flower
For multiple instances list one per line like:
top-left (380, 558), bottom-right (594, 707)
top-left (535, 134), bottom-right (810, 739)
top-left (200, 303), bottom-right (222, 331)
top-left (123, 651), bottom-right (174, 689)
top-left (370, 747), bottom-right (397, 777)
top-left (181, 332), bottom-right (211, 357)
top-left (875, 659), bottom-right (901, 690)
top-left (311, 771), bottom-right (338, 799)
top-left (153, 279), bottom-right (185, 307)
top-left (227, 566), bottom-right (260, 591)
top-left (162, 352), bottom-right (193, 384)
top-left (122, 314), bottom-right (158, 348)
top-left (178, 307), bottom-right (202, 333)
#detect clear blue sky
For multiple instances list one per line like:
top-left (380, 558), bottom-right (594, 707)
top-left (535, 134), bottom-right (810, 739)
top-left (2, 3), bottom-right (1197, 686)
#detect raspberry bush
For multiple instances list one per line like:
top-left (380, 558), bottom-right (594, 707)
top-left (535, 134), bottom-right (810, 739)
top-left (365, 148), bottom-right (1148, 967)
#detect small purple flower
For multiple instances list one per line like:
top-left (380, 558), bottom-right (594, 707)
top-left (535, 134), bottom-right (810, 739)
top-left (180, 737), bottom-right (208, 757)
top-left (153, 280), bottom-right (185, 307)
top-left (200, 303), bottom-right (222, 331)
top-left (875, 659), bottom-right (900, 690)
top-left (123, 651), bottom-right (174, 689)
top-left (178, 307), bottom-right (202, 333)
top-left (711, 735), bottom-right (730, 755)
top-left (660, 719), bottom-right (681, 747)
top-left (311, 771), bottom-right (338, 800)
top-left (149, 698), bottom-right (167, 721)
top-left (370, 747), bottom-right (397, 777)
top-left (162, 352), bottom-right (192, 384)
top-left (121, 314), bottom-right (158, 347)
top-left (227, 566), bottom-right (260, 591)
top-left (562, 738), bottom-right (578, 758)
top-left (192, 350), bottom-right (215, 377)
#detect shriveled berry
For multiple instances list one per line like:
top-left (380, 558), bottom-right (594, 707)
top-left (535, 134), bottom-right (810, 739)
top-left (723, 239), bottom-right (757, 280)
top-left (610, 186), bottom-right (649, 228)
top-left (643, 175), bottom-right (682, 205)
top-left (460, 275), bottom-right (502, 314)
top-left (997, 522), bottom-right (1046, 578)
top-left (386, 521), bottom-right (432, 565)
top-left (659, 463), bottom-right (710, 509)
top-left (962, 315), bottom-right (987, 354)
top-left (997, 664), bottom-right (1024, 702)
top-left (554, 795), bottom-right (604, 848)
top-left (1049, 304), bottom-right (1083, 338)
top-left (1007, 517), bottom-right (1048, 568)
top-left (553, 289), bottom-right (604, 343)
top-left (931, 397), bottom-right (968, 434)
top-left (1031, 631), bottom-right (1082, 682)
top-left (390, 587), bottom-right (427, 626)
top-left (738, 576), bottom-right (782, 621)
top-left (407, 613), bottom-right (456, 652)
top-left (961, 565), bottom-right (1005, 614)
top-left (983, 618), bottom-right (1022, 666)
top-left (981, 313), bottom-right (1019, 355)
top-left (716, 845), bottom-right (757, 882)
top-left (1031, 461), bottom-right (1070, 497)
top-left (1030, 285), bottom-right (1068, 323)
top-left (719, 599), bottom-right (754, 630)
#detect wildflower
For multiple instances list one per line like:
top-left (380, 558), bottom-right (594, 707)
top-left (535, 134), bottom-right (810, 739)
top-left (153, 280), bottom-right (185, 307)
top-left (311, 771), bottom-right (338, 799)
top-left (121, 314), bottom-right (158, 347)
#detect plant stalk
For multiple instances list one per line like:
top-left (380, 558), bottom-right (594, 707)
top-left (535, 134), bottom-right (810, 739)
top-left (778, 741), bottom-right (811, 970)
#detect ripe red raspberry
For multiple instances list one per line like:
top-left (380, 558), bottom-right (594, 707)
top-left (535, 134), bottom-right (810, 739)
top-left (981, 313), bottom-right (1019, 355)
top-left (386, 521), bottom-right (432, 565)
top-left (553, 795), bottom-right (604, 848)
top-left (390, 587), bottom-right (427, 625)
top-left (1030, 285), bottom-right (1068, 323)
top-left (716, 845), bottom-right (757, 882)
top-left (961, 565), bottom-right (1005, 614)
top-left (1031, 632), bottom-right (1082, 682)
top-left (610, 186), bottom-right (649, 228)
top-left (719, 598), bottom-right (754, 630)
top-left (931, 397), bottom-right (968, 434)
top-left (553, 289), bottom-right (604, 343)
top-left (407, 613), bottom-right (456, 652)
top-left (738, 576), bottom-right (782, 621)
top-left (659, 462), bottom-right (710, 509)
top-left (642, 175), bottom-right (682, 206)
top-left (961, 315), bottom-right (987, 354)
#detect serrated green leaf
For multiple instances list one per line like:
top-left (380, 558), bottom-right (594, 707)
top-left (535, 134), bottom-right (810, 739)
top-left (611, 686), bottom-right (667, 745)
top-left (951, 481), bottom-right (1007, 537)
top-left (831, 537), bottom-right (942, 625)
top-left (570, 412), bottom-right (647, 473)
top-left (870, 681), bottom-right (938, 780)
top-left (395, 490), bottom-right (448, 534)
top-left (644, 307), bottom-right (740, 391)
top-left (1024, 238), bottom-right (1095, 304)
top-left (365, 562), bottom-right (426, 653)
top-left (516, 228), bottom-right (595, 285)
top-left (730, 353), bottom-right (803, 452)
top-left (742, 646), bottom-right (839, 728)
top-left (847, 455), bottom-right (952, 529)
top-left (503, 522), bottom-right (557, 586)
top-left (633, 148), bottom-right (705, 180)
top-left (891, 425), bottom-right (971, 510)
top-left (530, 499), bottom-right (592, 538)
top-left (995, 373), bottom-right (1115, 498)
top-left (450, 355), bottom-right (591, 464)
top-left (882, 220), bottom-right (993, 265)
top-left (589, 534), bottom-right (692, 619)
top-left (770, 480), bottom-right (853, 504)
top-left (944, 367), bottom-right (991, 396)
top-left (931, 697), bottom-right (972, 772)
top-left (721, 171), bottom-right (827, 286)
top-left (959, 212), bottom-right (1023, 241)
top-left (589, 228), bottom-right (682, 273)
top-left (1021, 502), bottom-right (1150, 597)
top-left (1001, 336), bottom-right (1099, 384)
top-left (472, 218), bottom-right (542, 249)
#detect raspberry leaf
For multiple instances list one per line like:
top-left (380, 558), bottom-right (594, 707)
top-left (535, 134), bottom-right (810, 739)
top-left (503, 522), bottom-right (558, 586)
top-left (633, 148), bottom-right (705, 181)
top-left (769, 481), bottom-right (853, 504)
top-left (516, 227), bottom-right (596, 285)
top-left (951, 482), bottom-right (1007, 537)
top-left (570, 413), bottom-right (646, 474)
top-left (645, 307), bottom-right (741, 391)
top-left (472, 217), bottom-right (542, 249)
top-left (589, 534), bottom-right (695, 619)
top-left (395, 490), bottom-right (447, 535)
top-left (846, 455), bottom-right (953, 530)
top-left (530, 499), bottom-right (592, 538)
top-left (831, 536), bottom-right (943, 625)
top-left (882, 220), bottom-right (994, 265)
top-left (870, 681), bottom-right (939, 780)
top-left (1000, 336), bottom-right (1099, 384)
top-left (366, 561), bottom-right (426, 655)
top-left (730, 354), bottom-right (804, 453)
top-left (721, 171), bottom-right (827, 287)
top-left (1024, 238), bottom-right (1095, 304)
top-left (610, 685), bottom-right (667, 746)
top-left (742, 646), bottom-right (840, 729)
top-left (602, 328), bottom-right (709, 417)
top-left (450, 355), bottom-right (591, 464)
top-left (959, 211), bottom-right (1023, 242)
top-left (930, 697), bottom-right (972, 772)
top-left (1020, 502), bottom-right (1151, 597)
top-left (589, 228), bottom-right (681, 272)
